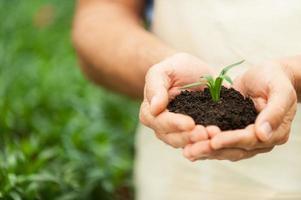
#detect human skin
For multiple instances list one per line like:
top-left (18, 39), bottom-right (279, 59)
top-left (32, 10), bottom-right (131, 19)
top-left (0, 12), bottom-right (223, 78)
top-left (73, 0), bottom-right (301, 161)
top-left (184, 56), bottom-right (301, 161)
top-left (72, 0), bottom-right (213, 147)
top-left (140, 57), bottom-right (293, 159)
top-left (72, 0), bottom-right (175, 99)
top-left (139, 53), bottom-right (214, 148)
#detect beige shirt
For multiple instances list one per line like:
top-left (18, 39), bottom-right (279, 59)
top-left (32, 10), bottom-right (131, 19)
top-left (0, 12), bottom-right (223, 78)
top-left (135, 1), bottom-right (301, 199)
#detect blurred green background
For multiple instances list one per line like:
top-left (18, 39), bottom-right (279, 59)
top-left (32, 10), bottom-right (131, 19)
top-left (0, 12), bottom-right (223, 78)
top-left (0, 0), bottom-right (139, 199)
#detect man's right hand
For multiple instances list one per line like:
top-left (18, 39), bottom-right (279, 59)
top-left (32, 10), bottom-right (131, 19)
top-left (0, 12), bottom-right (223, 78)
top-left (139, 53), bottom-right (214, 148)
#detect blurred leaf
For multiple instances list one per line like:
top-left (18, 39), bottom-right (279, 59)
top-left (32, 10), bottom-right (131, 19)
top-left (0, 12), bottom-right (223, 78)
top-left (0, 0), bottom-right (138, 199)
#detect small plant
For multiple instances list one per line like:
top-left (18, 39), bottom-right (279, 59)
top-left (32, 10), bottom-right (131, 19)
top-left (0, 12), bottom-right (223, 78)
top-left (181, 60), bottom-right (245, 102)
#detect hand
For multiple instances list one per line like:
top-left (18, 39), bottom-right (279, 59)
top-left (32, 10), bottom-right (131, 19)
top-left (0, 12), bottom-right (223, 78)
top-left (183, 61), bottom-right (297, 161)
top-left (183, 125), bottom-right (275, 161)
top-left (139, 53), bottom-right (214, 148)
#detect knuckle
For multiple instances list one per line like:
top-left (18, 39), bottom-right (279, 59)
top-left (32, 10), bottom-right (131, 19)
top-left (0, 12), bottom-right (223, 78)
top-left (139, 110), bottom-right (147, 125)
top-left (139, 105), bottom-right (150, 126)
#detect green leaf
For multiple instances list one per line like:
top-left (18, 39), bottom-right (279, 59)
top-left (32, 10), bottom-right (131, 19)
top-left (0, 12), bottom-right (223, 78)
top-left (222, 75), bottom-right (233, 84)
top-left (220, 59), bottom-right (245, 76)
top-left (206, 82), bottom-right (213, 89)
top-left (201, 75), bottom-right (214, 83)
top-left (10, 192), bottom-right (21, 200)
top-left (180, 81), bottom-right (207, 89)
top-left (180, 75), bottom-right (214, 89)
top-left (213, 77), bottom-right (223, 102)
top-left (208, 87), bottom-right (216, 102)
top-left (202, 75), bottom-right (215, 90)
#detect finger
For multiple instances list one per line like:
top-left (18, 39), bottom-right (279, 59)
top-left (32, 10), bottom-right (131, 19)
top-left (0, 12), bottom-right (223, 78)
top-left (157, 131), bottom-right (191, 148)
top-left (145, 66), bottom-right (170, 116)
top-left (242, 147), bottom-right (274, 160)
top-left (253, 97), bottom-right (267, 112)
top-left (183, 140), bottom-right (212, 161)
top-left (206, 125), bottom-right (221, 139)
top-left (140, 101), bottom-right (195, 132)
top-left (207, 147), bottom-right (273, 162)
top-left (255, 80), bottom-right (296, 142)
top-left (233, 76), bottom-right (267, 112)
top-left (155, 111), bottom-right (195, 132)
top-left (232, 75), bottom-right (246, 96)
top-left (183, 141), bottom-right (249, 161)
top-left (168, 87), bottom-right (182, 99)
top-left (208, 149), bottom-right (249, 161)
top-left (210, 125), bottom-right (260, 150)
top-left (185, 141), bottom-right (273, 161)
top-left (189, 125), bottom-right (208, 142)
top-left (268, 105), bottom-right (295, 146)
top-left (139, 100), bottom-right (152, 127)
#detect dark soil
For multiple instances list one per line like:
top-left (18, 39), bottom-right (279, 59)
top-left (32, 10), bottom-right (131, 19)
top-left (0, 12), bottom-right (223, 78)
top-left (167, 86), bottom-right (258, 131)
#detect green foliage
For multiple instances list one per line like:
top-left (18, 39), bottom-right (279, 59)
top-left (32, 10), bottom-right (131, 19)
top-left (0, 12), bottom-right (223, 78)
top-left (181, 60), bottom-right (245, 102)
top-left (0, 0), bottom-right (138, 199)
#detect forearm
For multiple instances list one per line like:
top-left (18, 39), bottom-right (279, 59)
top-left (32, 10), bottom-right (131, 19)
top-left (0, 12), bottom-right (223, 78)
top-left (280, 55), bottom-right (301, 102)
top-left (72, 1), bottom-right (175, 99)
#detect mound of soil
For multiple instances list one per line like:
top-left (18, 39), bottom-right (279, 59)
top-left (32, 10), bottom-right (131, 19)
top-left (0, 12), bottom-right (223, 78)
top-left (167, 86), bottom-right (258, 130)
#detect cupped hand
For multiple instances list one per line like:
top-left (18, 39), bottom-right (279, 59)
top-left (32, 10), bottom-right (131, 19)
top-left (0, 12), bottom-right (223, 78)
top-left (139, 53), bottom-right (214, 148)
top-left (183, 125), bottom-right (274, 161)
top-left (184, 61), bottom-right (297, 161)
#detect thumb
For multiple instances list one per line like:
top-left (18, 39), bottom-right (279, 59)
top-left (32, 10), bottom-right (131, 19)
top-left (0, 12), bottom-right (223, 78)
top-left (232, 75), bottom-right (246, 96)
top-left (255, 81), bottom-right (296, 142)
top-left (145, 67), bottom-right (170, 116)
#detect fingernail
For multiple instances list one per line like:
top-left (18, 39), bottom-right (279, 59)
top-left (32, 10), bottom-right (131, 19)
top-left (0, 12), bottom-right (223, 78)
top-left (260, 122), bottom-right (272, 140)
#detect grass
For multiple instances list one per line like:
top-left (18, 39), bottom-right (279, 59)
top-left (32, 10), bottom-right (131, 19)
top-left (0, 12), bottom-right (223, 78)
top-left (0, 0), bottom-right (138, 199)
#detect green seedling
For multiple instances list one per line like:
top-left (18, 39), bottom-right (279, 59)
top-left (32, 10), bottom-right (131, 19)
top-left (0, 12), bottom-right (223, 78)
top-left (181, 60), bottom-right (245, 102)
